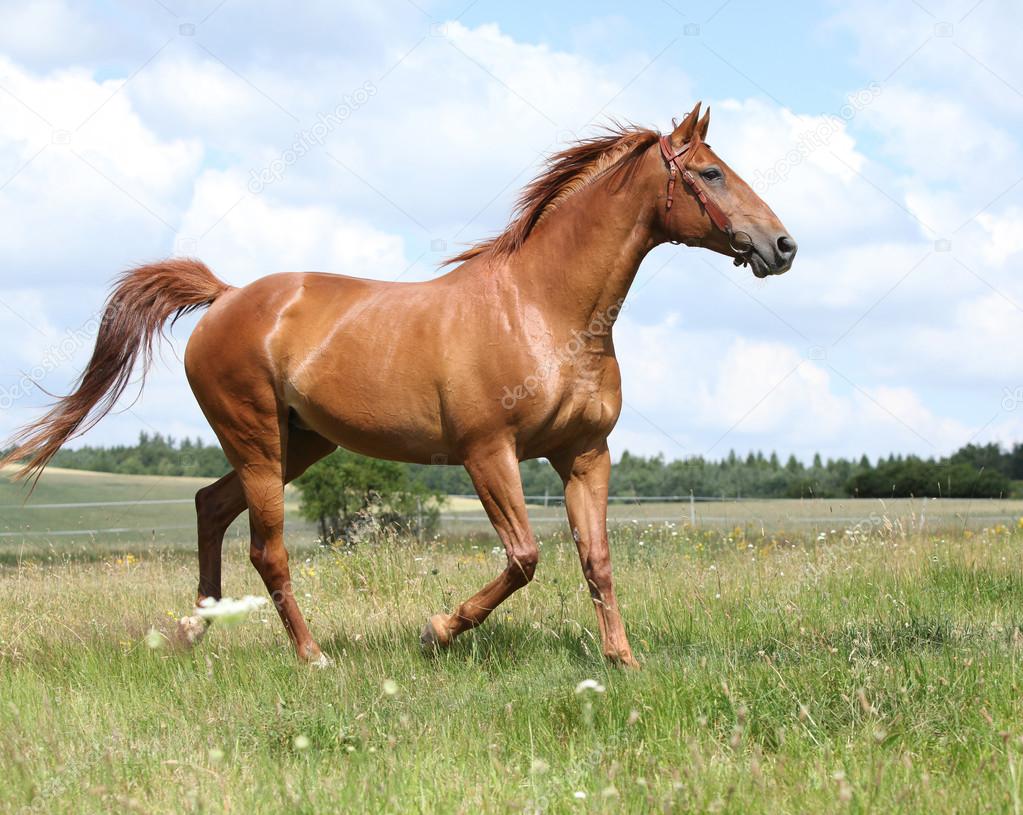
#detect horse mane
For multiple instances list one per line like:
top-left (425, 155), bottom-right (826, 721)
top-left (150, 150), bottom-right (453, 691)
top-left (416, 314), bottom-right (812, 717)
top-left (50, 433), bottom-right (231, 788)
top-left (443, 123), bottom-right (659, 266)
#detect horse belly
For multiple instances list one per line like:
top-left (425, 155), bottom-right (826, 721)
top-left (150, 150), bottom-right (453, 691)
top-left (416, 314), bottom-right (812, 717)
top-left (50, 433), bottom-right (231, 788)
top-left (284, 371), bottom-right (451, 465)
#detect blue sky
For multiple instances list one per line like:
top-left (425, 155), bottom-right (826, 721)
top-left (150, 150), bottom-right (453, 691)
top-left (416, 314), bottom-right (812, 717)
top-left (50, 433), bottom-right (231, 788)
top-left (0, 0), bottom-right (1020, 464)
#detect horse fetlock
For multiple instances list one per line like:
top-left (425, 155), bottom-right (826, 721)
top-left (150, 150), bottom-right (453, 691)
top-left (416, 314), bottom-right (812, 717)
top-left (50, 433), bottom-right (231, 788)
top-left (300, 646), bottom-right (332, 668)
top-left (420, 613), bottom-right (453, 652)
top-left (605, 649), bottom-right (640, 669)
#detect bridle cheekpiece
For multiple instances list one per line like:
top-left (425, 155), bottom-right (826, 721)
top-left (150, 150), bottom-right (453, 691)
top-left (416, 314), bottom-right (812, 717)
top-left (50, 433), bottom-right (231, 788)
top-left (658, 130), bottom-right (753, 262)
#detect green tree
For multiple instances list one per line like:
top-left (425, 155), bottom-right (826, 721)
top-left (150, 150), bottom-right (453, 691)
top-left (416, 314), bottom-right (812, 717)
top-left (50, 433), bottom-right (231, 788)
top-left (293, 449), bottom-right (445, 543)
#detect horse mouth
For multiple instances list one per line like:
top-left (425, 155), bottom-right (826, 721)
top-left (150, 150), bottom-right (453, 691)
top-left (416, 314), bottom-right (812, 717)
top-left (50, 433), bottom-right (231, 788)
top-left (733, 250), bottom-right (769, 278)
top-left (736, 249), bottom-right (789, 278)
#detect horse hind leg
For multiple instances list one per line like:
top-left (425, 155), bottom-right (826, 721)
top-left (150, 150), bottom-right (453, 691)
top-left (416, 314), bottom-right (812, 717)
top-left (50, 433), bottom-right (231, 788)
top-left (178, 425), bottom-right (336, 653)
top-left (195, 471), bottom-right (246, 604)
top-left (177, 471), bottom-right (246, 646)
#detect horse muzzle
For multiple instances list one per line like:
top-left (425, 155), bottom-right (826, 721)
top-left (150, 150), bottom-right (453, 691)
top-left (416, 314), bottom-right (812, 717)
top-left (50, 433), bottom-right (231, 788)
top-left (734, 230), bottom-right (797, 277)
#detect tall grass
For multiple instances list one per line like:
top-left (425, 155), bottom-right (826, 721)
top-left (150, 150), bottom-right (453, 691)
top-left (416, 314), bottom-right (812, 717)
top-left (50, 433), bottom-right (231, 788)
top-left (2, 517), bottom-right (1023, 812)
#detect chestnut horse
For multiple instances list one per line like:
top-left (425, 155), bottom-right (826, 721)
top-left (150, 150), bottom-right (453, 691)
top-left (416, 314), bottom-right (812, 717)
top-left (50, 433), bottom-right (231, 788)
top-left (3, 103), bottom-right (796, 667)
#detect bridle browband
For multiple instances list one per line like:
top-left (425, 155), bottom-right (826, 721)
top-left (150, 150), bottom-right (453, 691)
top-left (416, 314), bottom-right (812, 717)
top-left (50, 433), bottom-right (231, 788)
top-left (658, 131), bottom-right (753, 259)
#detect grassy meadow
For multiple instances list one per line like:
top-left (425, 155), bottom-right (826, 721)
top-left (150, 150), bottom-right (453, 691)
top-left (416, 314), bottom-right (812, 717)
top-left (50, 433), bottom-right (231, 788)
top-left (3, 468), bottom-right (1023, 812)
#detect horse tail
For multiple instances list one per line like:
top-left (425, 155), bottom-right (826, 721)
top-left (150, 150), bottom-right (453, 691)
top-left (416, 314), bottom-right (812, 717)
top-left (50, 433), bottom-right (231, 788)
top-left (1, 258), bottom-right (233, 485)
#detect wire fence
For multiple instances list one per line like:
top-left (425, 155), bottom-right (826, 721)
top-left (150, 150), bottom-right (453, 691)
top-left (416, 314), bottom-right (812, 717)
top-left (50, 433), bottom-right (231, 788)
top-left (1, 493), bottom-right (1021, 543)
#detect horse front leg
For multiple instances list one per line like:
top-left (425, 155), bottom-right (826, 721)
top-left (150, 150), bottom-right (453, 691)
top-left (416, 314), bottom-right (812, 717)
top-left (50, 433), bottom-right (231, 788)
top-left (421, 444), bottom-right (539, 649)
top-left (552, 441), bottom-right (638, 668)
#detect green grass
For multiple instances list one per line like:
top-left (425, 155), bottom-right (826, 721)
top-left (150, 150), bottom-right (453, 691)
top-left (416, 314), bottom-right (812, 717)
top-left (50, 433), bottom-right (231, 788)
top-left (3, 488), bottom-right (1023, 813)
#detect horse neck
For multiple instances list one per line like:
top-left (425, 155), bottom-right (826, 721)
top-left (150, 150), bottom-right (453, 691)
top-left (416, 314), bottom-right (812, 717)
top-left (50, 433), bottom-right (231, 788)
top-left (508, 146), bottom-right (664, 331)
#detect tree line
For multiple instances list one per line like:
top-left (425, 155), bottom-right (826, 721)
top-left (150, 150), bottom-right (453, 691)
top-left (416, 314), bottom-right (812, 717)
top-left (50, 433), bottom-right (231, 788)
top-left (40, 432), bottom-right (1022, 500)
top-left (49, 433), bottom-right (230, 477)
top-left (411, 445), bottom-right (1020, 500)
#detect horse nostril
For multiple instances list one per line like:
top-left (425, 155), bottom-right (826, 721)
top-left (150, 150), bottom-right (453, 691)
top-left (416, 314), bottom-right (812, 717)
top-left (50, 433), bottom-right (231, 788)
top-left (776, 235), bottom-right (797, 257)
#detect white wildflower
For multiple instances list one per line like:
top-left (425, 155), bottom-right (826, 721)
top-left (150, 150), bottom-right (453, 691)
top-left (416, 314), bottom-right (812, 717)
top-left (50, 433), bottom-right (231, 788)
top-left (382, 679), bottom-right (399, 696)
top-left (195, 595), bottom-right (267, 626)
top-left (574, 679), bottom-right (606, 695)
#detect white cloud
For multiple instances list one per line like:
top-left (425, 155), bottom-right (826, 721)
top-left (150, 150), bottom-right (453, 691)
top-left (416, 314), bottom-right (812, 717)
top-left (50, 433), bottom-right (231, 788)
top-left (610, 315), bottom-right (971, 460)
top-left (831, 0), bottom-right (1023, 117)
top-left (853, 384), bottom-right (972, 452)
top-left (126, 52), bottom-right (292, 154)
top-left (0, 0), bottom-right (104, 68)
top-left (977, 207), bottom-right (1023, 266)
top-left (904, 292), bottom-right (1023, 384)
top-left (708, 98), bottom-right (910, 249)
top-left (176, 170), bottom-right (409, 284)
top-left (0, 56), bottom-right (202, 286)
top-left (859, 86), bottom-right (1016, 184)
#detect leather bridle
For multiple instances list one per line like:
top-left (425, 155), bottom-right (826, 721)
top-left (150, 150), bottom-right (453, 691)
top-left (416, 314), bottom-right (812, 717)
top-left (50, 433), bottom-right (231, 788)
top-left (658, 132), bottom-right (753, 260)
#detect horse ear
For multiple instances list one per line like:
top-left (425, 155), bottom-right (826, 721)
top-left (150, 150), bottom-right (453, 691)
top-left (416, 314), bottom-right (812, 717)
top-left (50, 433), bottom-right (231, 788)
top-left (696, 106), bottom-right (710, 140)
top-left (669, 102), bottom-right (702, 147)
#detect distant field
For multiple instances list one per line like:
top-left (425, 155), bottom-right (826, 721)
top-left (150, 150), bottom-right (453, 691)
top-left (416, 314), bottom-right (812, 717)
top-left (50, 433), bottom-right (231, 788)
top-left (3, 468), bottom-right (1020, 558)
top-left (0, 466), bottom-right (313, 560)
top-left (447, 495), bottom-right (1023, 535)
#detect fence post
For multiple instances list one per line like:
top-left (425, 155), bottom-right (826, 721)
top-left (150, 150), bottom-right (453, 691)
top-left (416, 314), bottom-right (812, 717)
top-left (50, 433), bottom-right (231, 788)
top-left (689, 490), bottom-right (696, 527)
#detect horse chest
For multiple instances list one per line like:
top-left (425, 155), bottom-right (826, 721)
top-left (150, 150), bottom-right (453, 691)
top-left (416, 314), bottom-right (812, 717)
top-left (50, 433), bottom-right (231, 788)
top-left (544, 354), bottom-right (622, 437)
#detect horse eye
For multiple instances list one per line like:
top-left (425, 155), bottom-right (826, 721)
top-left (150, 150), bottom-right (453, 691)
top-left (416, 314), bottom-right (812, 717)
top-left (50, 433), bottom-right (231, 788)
top-left (701, 167), bottom-right (723, 182)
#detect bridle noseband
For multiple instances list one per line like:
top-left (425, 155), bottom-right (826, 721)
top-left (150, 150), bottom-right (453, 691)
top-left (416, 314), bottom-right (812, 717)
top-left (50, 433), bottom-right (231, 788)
top-left (658, 132), bottom-right (753, 260)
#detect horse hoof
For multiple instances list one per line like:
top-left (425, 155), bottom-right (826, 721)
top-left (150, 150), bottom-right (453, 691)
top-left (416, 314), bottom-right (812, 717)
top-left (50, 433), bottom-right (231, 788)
top-left (306, 651), bottom-right (333, 669)
top-left (177, 614), bottom-right (207, 647)
top-left (420, 614), bottom-right (452, 652)
top-left (609, 653), bottom-right (641, 670)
